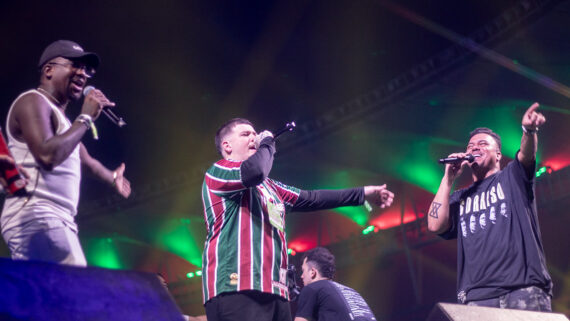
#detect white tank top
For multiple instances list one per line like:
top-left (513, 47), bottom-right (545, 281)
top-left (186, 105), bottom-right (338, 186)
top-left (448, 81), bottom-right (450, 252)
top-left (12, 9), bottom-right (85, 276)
top-left (1, 89), bottom-right (81, 234)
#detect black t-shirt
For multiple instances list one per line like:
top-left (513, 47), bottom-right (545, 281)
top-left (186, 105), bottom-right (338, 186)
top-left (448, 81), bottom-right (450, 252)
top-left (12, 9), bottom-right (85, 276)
top-left (295, 279), bottom-right (376, 321)
top-left (440, 154), bottom-right (553, 303)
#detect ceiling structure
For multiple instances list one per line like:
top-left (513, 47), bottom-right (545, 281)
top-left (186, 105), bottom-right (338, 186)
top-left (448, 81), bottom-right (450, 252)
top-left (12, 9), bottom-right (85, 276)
top-left (1, 0), bottom-right (569, 318)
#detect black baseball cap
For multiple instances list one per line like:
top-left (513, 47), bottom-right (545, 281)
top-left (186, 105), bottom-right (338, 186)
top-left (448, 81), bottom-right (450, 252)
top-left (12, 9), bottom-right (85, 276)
top-left (38, 40), bottom-right (100, 69)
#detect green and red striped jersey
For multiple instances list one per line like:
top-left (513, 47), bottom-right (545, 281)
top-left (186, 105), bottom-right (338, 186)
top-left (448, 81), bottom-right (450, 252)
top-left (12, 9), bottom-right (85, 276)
top-left (201, 158), bottom-right (300, 303)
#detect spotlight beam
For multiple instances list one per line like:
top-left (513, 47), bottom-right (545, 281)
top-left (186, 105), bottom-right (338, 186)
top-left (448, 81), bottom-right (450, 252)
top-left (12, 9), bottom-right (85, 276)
top-left (379, 0), bottom-right (570, 99)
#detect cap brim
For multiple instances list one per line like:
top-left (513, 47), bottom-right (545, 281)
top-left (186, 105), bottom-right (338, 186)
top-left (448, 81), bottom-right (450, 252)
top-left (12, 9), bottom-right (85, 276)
top-left (62, 52), bottom-right (100, 69)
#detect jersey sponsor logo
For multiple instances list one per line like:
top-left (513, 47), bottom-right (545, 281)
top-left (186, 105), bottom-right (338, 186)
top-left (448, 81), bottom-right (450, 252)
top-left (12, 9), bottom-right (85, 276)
top-left (272, 280), bottom-right (288, 292)
top-left (229, 273), bottom-right (239, 285)
top-left (272, 268), bottom-right (288, 293)
top-left (279, 268), bottom-right (287, 285)
top-left (257, 184), bottom-right (286, 231)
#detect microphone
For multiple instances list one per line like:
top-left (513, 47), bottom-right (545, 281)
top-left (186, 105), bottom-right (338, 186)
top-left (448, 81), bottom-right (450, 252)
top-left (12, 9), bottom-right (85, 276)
top-left (83, 86), bottom-right (127, 127)
top-left (438, 154), bottom-right (476, 164)
top-left (273, 122), bottom-right (296, 140)
top-left (286, 264), bottom-right (301, 301)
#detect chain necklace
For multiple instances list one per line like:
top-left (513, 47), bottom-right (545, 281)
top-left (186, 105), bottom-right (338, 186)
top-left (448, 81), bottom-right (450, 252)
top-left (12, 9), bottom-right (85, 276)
top-left (36, 88), bottom-right (62, 106)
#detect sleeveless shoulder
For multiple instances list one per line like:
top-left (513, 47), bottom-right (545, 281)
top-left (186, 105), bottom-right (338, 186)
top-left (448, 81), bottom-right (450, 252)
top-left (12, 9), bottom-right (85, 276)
top-left (9, 89), bottom-right (54, 121)
top-left (6, 89), bottom-right (68, 142)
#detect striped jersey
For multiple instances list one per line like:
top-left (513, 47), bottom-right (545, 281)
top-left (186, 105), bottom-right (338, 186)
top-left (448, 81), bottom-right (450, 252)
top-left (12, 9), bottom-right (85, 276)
top-left (201, 158), bottom-right (300, 303)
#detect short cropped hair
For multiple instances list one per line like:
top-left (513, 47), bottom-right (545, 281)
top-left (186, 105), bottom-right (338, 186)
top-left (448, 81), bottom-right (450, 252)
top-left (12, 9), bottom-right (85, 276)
top-left (469, 127), bottom-right (502, 150)
top-left (214, 118), bottom-right (253, 156)
top-left (303, 247), bottom-right (336, 279)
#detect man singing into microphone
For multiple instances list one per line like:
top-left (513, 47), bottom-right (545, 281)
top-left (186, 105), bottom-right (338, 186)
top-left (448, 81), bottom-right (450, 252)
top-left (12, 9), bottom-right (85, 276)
top-left (201, 118), bottom-right (394, 321)
top-left (427, 103), bottom-right (552, 311)
top-left (1, 40), bottom-right (131, 266)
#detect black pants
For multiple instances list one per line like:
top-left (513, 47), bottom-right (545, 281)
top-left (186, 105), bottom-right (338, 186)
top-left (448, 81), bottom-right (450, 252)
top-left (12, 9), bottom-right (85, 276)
top-left (205, 291), bottom-right (291, 321)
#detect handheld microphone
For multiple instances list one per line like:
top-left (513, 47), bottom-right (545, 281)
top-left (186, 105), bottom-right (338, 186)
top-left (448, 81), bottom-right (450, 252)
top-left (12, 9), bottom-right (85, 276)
top-left (287, 264), bottom-right (301, 301)
top-left (438, 154), bottom-right (476, 164)
top-left (273, 122), bottom-right (296, 140)
top-left (83, 86), bottom-right (127, 127)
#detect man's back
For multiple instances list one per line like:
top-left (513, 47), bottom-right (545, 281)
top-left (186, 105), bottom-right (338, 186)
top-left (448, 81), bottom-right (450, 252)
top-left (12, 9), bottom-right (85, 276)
top-left (296, 279), bottom-right (376, 321)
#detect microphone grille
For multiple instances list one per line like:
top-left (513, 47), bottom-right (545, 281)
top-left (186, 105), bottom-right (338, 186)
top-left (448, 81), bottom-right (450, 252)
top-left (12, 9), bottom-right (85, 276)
top-left (83, 85), bottom-right (95, 96)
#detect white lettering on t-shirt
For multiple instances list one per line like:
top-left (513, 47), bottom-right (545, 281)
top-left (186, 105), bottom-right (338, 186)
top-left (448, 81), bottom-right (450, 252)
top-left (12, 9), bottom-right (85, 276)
top-left (497, 183), bottom-right (505, 200)
top-left (458, 179), bottom-right (511, 237)
top-left (479, 192), bottom-right (486, 211)
top-left (490, 186), bottom-right (497, 203)
top-left (332, 281), bottom-right (376, 321)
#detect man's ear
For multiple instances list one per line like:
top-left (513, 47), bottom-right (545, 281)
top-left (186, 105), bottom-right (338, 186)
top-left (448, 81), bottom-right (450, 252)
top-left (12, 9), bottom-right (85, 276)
top-left (496, 150), bottom-right (502, 161)
top-left (42, 64), bottom-right (54, 79)
top-left (222, 140), bottom-right (232, 156)
top-left (310, 267), bottom-right (317, 279)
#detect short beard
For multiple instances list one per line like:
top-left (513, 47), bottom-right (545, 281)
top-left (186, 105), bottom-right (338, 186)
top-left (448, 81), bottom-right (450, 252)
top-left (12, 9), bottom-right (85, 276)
top-left (68, 88), bottom-right (81, 102)
top-left (471, 160), bottom-right (498, 180)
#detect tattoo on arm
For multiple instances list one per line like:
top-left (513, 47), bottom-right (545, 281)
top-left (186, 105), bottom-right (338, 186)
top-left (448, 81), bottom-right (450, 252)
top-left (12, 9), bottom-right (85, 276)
top-left (429, 202), bottom-right (442, 219)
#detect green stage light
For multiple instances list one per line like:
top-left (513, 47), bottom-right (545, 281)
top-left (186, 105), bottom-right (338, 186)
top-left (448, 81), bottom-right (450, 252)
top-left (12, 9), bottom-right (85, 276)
top-left (380, 133), bottom-right (450, 194)
top-left (333, 206), bottom-right (369, 226)
top-left (196, 270), bottom-right (202, 277)
top-left (156, 219), bottom-right (203, 267)
top-left (470, 101), bottom-right (542, 163)
top-left (396, 160), bottom-right (441, 194)
top-left (310, 170), bottom-right (369, 226)
top-left (187, 272), bottom-right (195, 278)
top-left (86, 237), bottom-right (123, 269)
top-left (362, 225), bottom-right (375, 235)
top-left (536, 166), bottom-right (547, 178)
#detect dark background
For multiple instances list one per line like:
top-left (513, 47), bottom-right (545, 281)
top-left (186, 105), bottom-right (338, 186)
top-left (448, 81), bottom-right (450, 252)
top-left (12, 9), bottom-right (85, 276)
top-left (1, 0), bottom-right (569, 319)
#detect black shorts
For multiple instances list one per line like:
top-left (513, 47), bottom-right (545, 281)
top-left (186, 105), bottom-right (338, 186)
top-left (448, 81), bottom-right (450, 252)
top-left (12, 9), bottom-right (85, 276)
top-left (205, 290), bottom-right (291, 321)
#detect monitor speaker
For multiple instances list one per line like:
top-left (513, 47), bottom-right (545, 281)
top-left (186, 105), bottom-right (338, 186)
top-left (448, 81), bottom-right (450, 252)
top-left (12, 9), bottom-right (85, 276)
top-left (426, 302), bottom-right (568, 321)
top-left (0, 258), bottom-right (185, 321)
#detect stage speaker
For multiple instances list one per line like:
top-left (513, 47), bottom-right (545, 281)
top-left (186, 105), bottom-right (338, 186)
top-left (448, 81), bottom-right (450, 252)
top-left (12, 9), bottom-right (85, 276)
top-left (426, 302), bottom-right (569, 321)
top-left (0, 258), bottom-right (185, 321)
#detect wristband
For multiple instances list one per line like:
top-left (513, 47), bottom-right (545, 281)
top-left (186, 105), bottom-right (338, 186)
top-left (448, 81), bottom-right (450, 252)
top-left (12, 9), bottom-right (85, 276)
top-left (112, 171), bottom-right (117, 187)
top-left (522, 125), bottom-right (538, 135)
top-left (76, 114), bottom-right (92, 129)
top-left (76, 114), bottom-right (99, 140)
